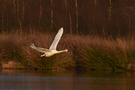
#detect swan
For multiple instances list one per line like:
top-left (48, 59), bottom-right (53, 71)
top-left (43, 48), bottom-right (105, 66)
top-left (30, 27), bottom-right (68, 57)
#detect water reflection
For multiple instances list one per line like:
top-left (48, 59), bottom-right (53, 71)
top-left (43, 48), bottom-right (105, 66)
top-left (0, 70), bottom-right (135, 90)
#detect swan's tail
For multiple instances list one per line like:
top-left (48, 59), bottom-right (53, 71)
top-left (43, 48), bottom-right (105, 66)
top-left (30, 43), bottom-right (36, 49)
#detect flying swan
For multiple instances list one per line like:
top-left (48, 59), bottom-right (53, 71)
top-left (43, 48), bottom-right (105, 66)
top-left (30, 27), bottom-right (68, 57)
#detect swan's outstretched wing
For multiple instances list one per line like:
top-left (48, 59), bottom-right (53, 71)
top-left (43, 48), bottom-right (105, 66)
top-left (49, 27), bottom-right (63, 50)
top-left (30, 43), bottom-right (48, 53)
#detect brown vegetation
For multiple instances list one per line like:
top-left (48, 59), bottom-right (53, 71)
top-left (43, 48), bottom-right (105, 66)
top-left (0, 0), bottom-right (135, 72)
top-left (0, 33), bottom-right (135, 72)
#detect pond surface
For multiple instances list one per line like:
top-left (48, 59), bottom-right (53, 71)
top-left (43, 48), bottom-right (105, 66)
top-left (0, 70), bottom-right (135, 90)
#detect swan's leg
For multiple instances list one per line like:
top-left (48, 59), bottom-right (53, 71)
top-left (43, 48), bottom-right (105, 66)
top-left (41, 54), bottom-right (46, 57)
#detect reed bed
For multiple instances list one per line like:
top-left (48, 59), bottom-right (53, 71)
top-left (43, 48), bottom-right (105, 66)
top-left (0, 33), bottom-right (135, 72)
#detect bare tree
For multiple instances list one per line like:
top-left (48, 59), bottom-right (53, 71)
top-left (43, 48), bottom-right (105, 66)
top-left (94, 0), bottom-right (97, 6)
top-left (1, 1), bottom-right (5, 33)
top-left (17, 0), bottom-right (22, 34)
top-left (69, 11), bottom-right (72, 34)
top-left (108, 0), bottom-right (112, 21)
top-left (13, 0), bottom-right (24, 35)
top-left (50, 0), bottom-right (54, 31)
top-left (39, 0), bottom-right (42, 29)
top-left (64, 0), bottom-right (72, 34)
top-left (75, 0), bottom-right (78, 34)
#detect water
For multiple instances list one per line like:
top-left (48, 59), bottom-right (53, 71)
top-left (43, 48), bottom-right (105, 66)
top-left (0, 70), bottom-right (135, 90)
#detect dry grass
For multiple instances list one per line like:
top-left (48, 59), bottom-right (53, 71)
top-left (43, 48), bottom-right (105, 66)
top-left (0, 33), bottom-right (135, 72)
top-left (2, 61), bottom-right (24, 69)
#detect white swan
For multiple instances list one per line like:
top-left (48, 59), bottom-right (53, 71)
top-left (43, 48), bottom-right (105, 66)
top-left (30, 27), bottom-right (68, 57)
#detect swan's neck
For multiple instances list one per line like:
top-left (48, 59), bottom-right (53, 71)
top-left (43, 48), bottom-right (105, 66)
top-left (57, 49), bottom-right (68, 54)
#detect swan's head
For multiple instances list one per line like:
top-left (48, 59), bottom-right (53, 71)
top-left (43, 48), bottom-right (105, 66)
top-left (64, 49), bottom-right (68, 52)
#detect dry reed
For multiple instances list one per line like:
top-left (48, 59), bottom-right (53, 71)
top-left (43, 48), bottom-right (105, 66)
top-left (0, 33), bottom-right (135, 72)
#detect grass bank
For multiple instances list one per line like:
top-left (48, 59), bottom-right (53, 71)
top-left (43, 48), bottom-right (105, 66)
top-left (0, 33), bottom-right (135, 72)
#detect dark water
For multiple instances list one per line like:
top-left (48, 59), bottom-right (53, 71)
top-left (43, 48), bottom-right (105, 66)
top-left (0, 70), bottom-right (135, 90)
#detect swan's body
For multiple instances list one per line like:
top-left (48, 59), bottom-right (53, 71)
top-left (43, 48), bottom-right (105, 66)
top-left (30, 27), bottom-right (68, 57)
